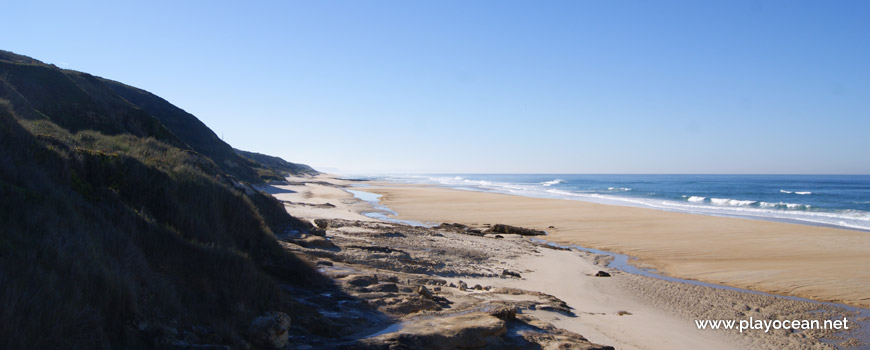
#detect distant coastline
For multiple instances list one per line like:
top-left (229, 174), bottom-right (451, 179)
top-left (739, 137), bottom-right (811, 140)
top-left (361, 174), bottom-right (870, 232)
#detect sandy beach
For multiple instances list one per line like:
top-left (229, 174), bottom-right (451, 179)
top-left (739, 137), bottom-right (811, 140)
top-left (264, 175), bottom-right (866, 349)
top-left (366, 183), bottom-right (870, 310)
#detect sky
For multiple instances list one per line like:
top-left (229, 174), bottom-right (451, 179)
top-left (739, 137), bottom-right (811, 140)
top-left (3, 1), bottom-right (869, 174)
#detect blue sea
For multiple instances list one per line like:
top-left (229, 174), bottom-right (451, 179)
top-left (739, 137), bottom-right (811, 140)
top-left (367, 174), bottom-right (870, 231)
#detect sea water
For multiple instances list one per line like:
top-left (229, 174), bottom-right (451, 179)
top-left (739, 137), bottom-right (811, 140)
top-left (365, 174), bottom-right (870, 232)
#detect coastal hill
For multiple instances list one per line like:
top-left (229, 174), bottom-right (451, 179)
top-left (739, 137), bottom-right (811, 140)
top-left (0, 50), bottom-right (334, 348)
top-left (235, 148), bottom-right (319, 178)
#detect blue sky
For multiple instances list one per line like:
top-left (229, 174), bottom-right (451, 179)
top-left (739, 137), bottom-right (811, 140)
top-left (4, 1), bottom-right (869, 174)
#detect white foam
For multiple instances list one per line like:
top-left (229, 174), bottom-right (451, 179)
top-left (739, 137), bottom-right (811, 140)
top-left (687, 196), bottom-right (706, 203)
top-left (760, 202), bottom-right (810, 209)
top-left (542, 179), bottom-right (565, 187)
top-left (608, 187), bottom-right (631, 191)
top-left (781, 190), bottom-right (812, 195)
top-left (710, 198), bottom-right (729, 205)
top-left (711, 198), bottom-right (756, 206)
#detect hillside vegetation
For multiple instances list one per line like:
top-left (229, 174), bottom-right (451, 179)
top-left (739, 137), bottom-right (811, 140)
top-left (0, 50), bottom-right (329, 349)
top-left (235, 149), bottom-right (319, 177)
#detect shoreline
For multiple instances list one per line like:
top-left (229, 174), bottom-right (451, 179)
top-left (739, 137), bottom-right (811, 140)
top-left (363, 181), bottom-right (870, 310)
top-left (366, 175), bottom-right (870, 233)
top-left (268, 174), bottom-right (867, 348)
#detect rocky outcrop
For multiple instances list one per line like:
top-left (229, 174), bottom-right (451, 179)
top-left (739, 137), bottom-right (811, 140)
top-left (292, 235), bottom-right (338, 250)
top-left (366, 312), bottom-right (507, 350)
top-left (247, 312), bottom-right (291, 349)
top-left (278, 216), bottom-right (614, 349)
top-left (458, 281), bottom-right (468, 291)
top-left (502, 269), bottom-right (522, 278)
top-left (595, 271), bottom-right (611, 277)
top-left (486, 224), bottom-right (546, 236)
top-left (345, 275), bottom-right (379, 287)
top-left (372, 283), bottom-right (400, 293)
top-left (417, 285), bottom-right (434, 299)
top-left (313, 218), bottom-right (329, 229)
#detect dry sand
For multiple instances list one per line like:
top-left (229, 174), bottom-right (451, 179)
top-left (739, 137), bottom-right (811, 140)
top-left (366, 184), bottom-right (870, 310)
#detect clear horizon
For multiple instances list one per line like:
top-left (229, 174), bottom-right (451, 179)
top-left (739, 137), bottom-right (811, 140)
top-left (5, 1), bottom-right (869, 174)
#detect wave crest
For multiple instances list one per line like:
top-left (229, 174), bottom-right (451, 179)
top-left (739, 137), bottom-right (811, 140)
top-left (711, 198), bottom-right (757, 206)
top-left (542, 179), bottom-right (565, 187)
top-left (760, 202), bottom-right (811, 210)
top-left (781, 189), bottom-right (812, 195)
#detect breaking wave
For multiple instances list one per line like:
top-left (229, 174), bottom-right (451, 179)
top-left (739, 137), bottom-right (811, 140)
top-left (760, 202), bottom-right (811, 210)
top-left (542, 179), bottom-right (565, 187)
top-left (711, 198), bottom-right (757, 206)
top-left (781, 189), bottom-right (812, 195)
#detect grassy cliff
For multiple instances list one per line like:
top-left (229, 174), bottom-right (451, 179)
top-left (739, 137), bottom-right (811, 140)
top-left (235, 149), bottom-right (319, 178)
top-left (0, 51), bottom-right (328, 349)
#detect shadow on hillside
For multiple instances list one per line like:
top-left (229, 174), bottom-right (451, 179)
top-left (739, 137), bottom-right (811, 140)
top-left (0, 109), bottom-right (391, 349)
top-left (258, 185), bottom-right (297, 195)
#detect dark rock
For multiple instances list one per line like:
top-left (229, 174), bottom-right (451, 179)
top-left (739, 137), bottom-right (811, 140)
top-left (293, 235), bottom-right (338, 250)
top-left (315, 260), bottom-right (333, 267)
top-left (347, 245), bottom-right (399, 254)
top-left (595, 271), bottom-right (611, 277)
top-left (548, 225), bottom-right (555, 229)
top-left (417, 285), bottom-right (433, 299)
top-left (488, 305), bottom-right (518, 321)
top-left (372, 283), bottom-right (400, 293)
top-left (247, 312), bottom-right (291, 349)
top-left (502, 270), bottom-right (522, 278)
top-left (313, 218), bottom-right (329, 229)
top-left (345, 275), bottom-right (379, 286)
top-left (494, 235), bottom-right (504, 239)
top-left (458, 281), bottom-right (468, 291)
top-left (384, 296), bottom-right (442, 314)
top-left (380, 231), bottom-right (406, 238)
top-left (379, 275), bottom-right (400, 283)
top-left (416, 277), bottom-right (448, 286)
top-left (436, 222), bottom-right (468, 231)
top-left (487, 224), bottom-right (546, 236)
top-left (473, 284), bottom-right (483, 291)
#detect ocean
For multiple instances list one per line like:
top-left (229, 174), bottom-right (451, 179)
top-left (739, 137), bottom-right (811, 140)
top-left (366, 174), bottom-right (870, 232)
